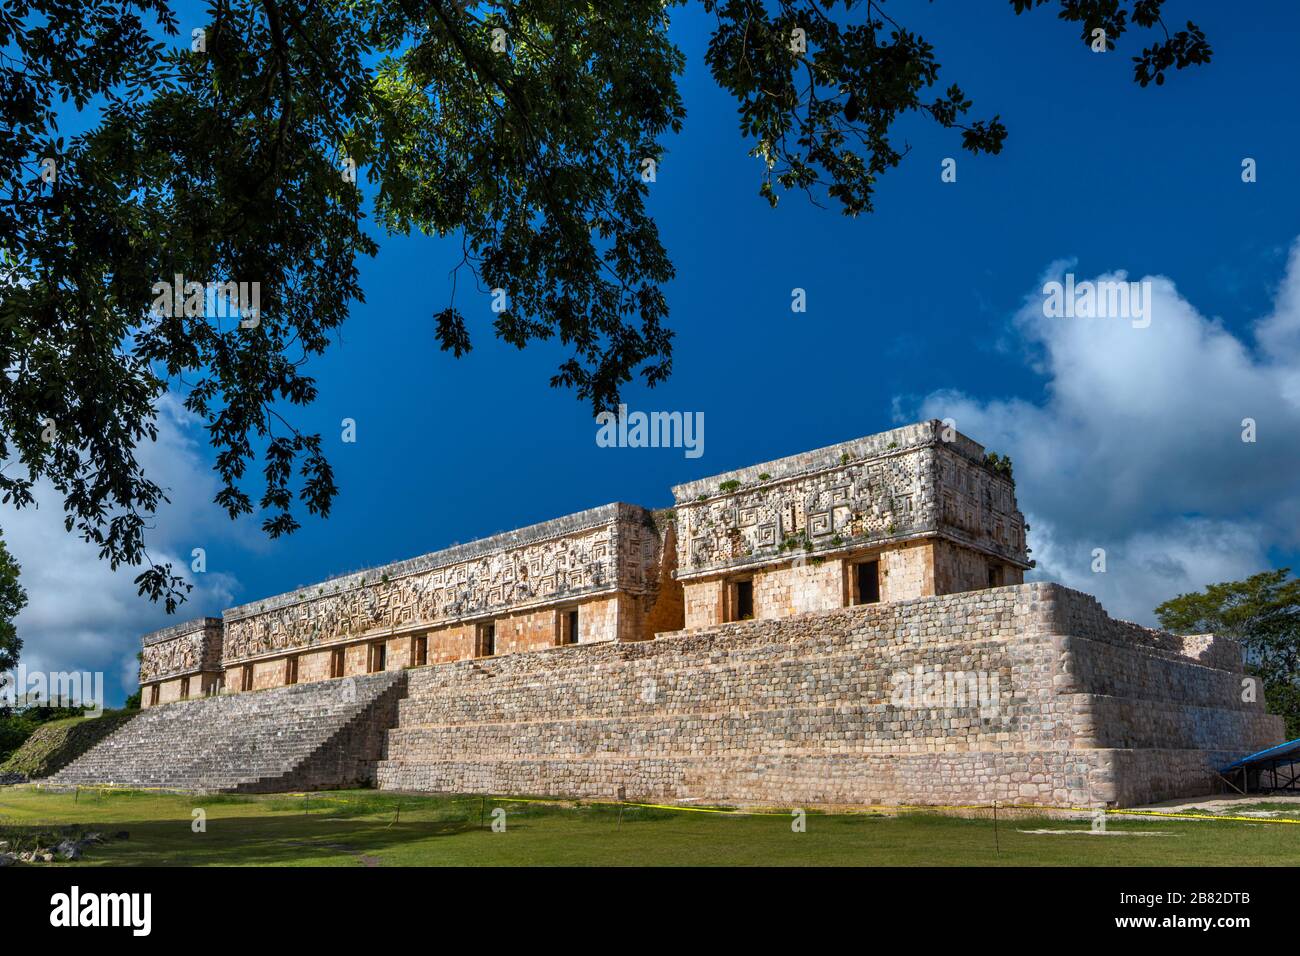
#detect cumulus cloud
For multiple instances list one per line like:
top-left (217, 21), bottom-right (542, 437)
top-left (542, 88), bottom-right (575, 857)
top-left (4, 395), bottom-right (245, 702)
top-left (899, 241), bottom-right (1300, 624)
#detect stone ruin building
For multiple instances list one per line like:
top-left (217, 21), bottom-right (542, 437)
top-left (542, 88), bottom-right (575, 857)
top-left (49, 420), bottom-right (1284, 808)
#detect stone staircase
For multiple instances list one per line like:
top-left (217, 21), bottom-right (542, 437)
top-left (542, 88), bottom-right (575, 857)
top-left (44, 671), bottom-right (408, 793)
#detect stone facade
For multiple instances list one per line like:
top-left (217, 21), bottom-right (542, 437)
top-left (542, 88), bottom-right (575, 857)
top-left (671, 420), bottom-right (1029, 629)
top-left (110, 420), bottom-right (1287, 808)
top-left (138, 423), bottom-right (1033, 700)
top-left (139, 618), bottom-right (224, 707)
top-left (138, 503), bottom-right (681, 702)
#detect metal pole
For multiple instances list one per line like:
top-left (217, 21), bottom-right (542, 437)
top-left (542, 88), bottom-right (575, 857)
top-left (992, 800), bottom-right (1000, 855)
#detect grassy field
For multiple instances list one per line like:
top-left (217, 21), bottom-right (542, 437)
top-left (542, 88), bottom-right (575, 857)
top-left (2, 786), bottom-right (1299, 866)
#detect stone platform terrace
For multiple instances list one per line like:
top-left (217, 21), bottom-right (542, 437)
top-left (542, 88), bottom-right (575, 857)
top-left (373, 582), bottom-right (1282, 808)
top-left (51, 582), bottom-right (1283, 806)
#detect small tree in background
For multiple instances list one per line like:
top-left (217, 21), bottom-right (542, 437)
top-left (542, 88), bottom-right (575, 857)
top-left (1156, 570), bottom-right (1300, 740)
top-left (0, 530), bottom-right (29, 762)
top-left (0, 529), bottom-right (26, 690)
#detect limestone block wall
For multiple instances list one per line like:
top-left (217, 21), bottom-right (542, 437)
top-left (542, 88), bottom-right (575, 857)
top-left (670, 420), bottom-right (1028, 588)
top-left (643, 519), bottom-right (685, 637)
top-left (673, 426), bottom-right (929, 581)
top-left (878, 539), bottom-right (937, 601)
top-left (139, 618), bottom-right (225, 707)
top-left (932, 539), bottom-right (1024, 592)
top-left (749, 559), bottom-right (844, 619)
top-left (213, 503), bottom-right (678, 696)
top-left (680, 539), bottom-right (988, 629)
top-left (682, 578), bottom-right (723, 629)
top-left (252, 657), bottom-right (287, 691)
top-left (376, 582), bottom-right (1283, 807)
top-left (223, 502), bottom-right (662, 658)
top-left (154, 678), bottom-right (184, 706)
top-left (668, 422), bottom-right (1029, 628)
top-left (933, 442), bottom-right (1026, 565)
top-left (297, 648), bottom-right (334, 684)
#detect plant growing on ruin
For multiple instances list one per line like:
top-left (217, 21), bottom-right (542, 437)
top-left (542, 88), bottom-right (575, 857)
top-left (719, 480), bottom-right (741, 494)
top-left (0, 0), bottom-right (1212, 610)
top-left (984, 452), bottom-right (1015, 480)
top-left (778, 533), bottom-right (812, 554)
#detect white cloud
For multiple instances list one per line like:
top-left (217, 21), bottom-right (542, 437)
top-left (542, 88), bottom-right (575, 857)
top-left (4, 394), bottom-right (244, 701)
top-left (902, 241), bottom-right (1300, 624)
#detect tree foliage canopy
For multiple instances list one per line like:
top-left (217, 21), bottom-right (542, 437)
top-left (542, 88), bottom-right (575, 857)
top-left (0, 530), bottom-right (27, 689)
top-left (0, 0), bottom-right (1211, 610)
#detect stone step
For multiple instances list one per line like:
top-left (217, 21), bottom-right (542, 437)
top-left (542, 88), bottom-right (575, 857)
top-left (44, 671), bottom-right (408, 793)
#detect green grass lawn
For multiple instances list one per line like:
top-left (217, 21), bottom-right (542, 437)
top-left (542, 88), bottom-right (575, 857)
top-left (2, 786), bottom-right (1298, 866)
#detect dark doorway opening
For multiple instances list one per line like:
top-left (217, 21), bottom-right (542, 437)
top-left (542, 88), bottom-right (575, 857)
top-left (735, 579), bottom-right (754, 620)
top-left (478, 623), bottom-right (496, 658)
top-left (856, 561), bottom-right (880, 604)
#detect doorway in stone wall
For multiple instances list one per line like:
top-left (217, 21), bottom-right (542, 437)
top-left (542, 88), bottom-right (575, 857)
top-left (854, 560), bottom-right (881, 604)
top-left (730, 579), bottom-right (754, 621)
top-left (476, 622), bottom-right (496, 658)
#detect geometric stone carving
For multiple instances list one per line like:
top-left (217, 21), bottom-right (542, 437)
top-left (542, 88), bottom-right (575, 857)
top-left (221, 503), bottom-right (662, 664)
top-left (670, 420), bottom-right (1029, 580)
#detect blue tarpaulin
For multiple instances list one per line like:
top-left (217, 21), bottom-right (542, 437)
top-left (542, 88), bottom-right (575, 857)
top-left (1218, 738), bottom-right (1300, 791)
top-left (1220, 738), bottom-right (1300, 774)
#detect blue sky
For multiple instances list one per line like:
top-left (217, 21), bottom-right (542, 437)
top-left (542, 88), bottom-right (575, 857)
top-left (11, 2), bottom-right (1300, 704)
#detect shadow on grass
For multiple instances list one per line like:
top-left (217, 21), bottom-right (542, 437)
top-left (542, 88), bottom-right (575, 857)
top-left (6, 787), bottom-right (1298, 866)
top-left (2, 790), bottom-right (663, 866)
top-left (98, 817), bottom-right (484, 866)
